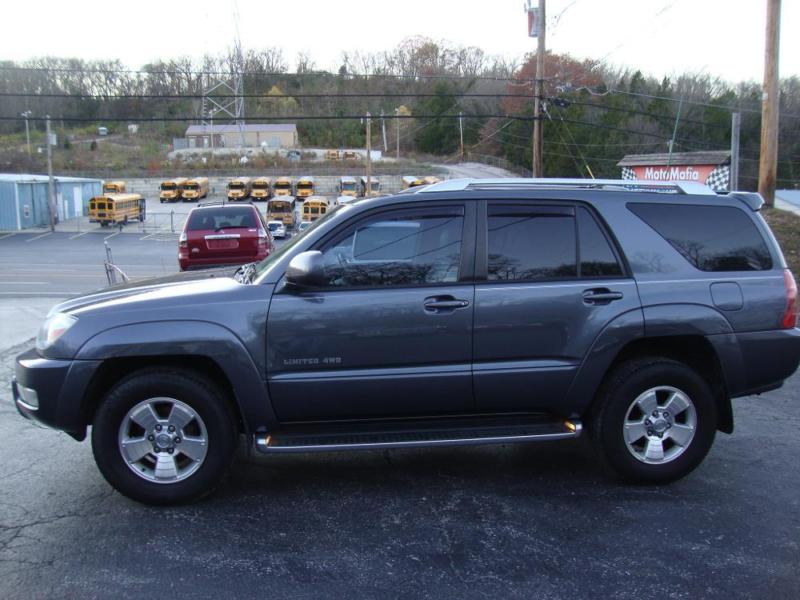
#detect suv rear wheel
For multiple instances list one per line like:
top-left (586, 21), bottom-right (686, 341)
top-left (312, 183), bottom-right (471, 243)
top-left (590, 358), bottom-right (717, 483)
top-left (91, 368), bottom-right (237, 505)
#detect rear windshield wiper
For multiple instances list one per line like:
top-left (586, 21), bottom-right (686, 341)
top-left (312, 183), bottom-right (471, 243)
top-left (214, 225), bottom-right (250, 232)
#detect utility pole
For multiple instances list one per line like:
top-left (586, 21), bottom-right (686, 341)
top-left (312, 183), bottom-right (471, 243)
top-left (45, 115), bottom-right (56, 232)
top-left (529, 0), bottom-right (546, 177)
top-left (21, 111), bottom-right (32, 155)
top-left (759, 0), bottom-right (781, 206)
top-left (380, 110), bottom-right (388, 153)
top-left (395, 108), bottom-right (400, 159)
top-left (730, 112), bottom-right (741, 191)
top-left (458, 112), bottom-right (464, 161)
top-left (365, 112), bottom-right (372, 198)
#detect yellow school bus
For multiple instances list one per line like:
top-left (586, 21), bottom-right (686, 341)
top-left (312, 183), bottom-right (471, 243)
top-left (159, 178), bottom-right (187, 203)
top-left (273, 177), bottom-right (293, 197)
top-left (360, 176), bottom-right (382, 197)
top-left (325, 150), bottom-right (340, 160)
top-left (227, 177), bottom-right (252, 201)
top-left (295, 176), bottom-right (315, 199)
top-left (339, 176), bottom-right (357, 197)
top-left (102, 180), bottom-right (126, 194)
top-left (251, 177), bottom-right (272, 201)
top-left (267, 197), bottom-right (297, 227)
top-left (181, 177), bottom-right (209, 202)
top-left (89, 193), bottom-right (146, 227)
top-left (302, 196), bottom-right (329, 222)
top-left (423, 176), bottom-right (441, 185)
top-left (401, 175), bottom-right (426, 190)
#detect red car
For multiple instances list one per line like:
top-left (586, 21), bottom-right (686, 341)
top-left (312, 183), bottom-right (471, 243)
top-left (179, 203), bottom-right (273, 271)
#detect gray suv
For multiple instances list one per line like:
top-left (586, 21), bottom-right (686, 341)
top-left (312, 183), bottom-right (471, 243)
top-left (13, 178), bottom-right (800, 505)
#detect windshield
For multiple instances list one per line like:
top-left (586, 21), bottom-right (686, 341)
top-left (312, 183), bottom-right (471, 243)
top-left (161, 183), bottom-right (175, 190)
top-left (253, 182), bottom-right (268, 189)
top-left (267, 222), bottom-right (282, 231)
top-left (342, 182), bottom-right (355, 190)
top-left (228, 183), bottom-right (245, 190)
top-left (184, 184), bottom-right (198, 190)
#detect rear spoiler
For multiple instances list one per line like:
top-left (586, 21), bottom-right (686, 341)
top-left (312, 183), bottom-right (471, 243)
top-left (728, 192), bottom-right (765, 211)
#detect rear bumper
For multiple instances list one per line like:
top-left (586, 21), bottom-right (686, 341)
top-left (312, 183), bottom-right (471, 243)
top-left (179, 253), bottom-right (268, 271)
top-left (12, 348), bottom-right (102, 440)
top-left (733, 328), bottom-right (800, 397)
top-left (711, 328), bottom-right (800, 398)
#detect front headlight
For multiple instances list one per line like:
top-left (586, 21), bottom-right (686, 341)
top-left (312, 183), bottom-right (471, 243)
top-left (36, 313), bottom-right (78, 351)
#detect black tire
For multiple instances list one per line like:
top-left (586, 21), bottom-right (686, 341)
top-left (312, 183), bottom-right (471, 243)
top-left (91, 368), bottom-right (237, 505)
top-left (589, 357), bottom-right (717, 484)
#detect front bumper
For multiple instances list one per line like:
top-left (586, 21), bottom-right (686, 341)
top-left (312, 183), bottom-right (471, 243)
top-left (12, 348), bottom-right (102, 440)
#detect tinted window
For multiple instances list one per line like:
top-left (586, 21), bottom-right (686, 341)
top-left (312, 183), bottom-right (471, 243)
top-left (577, 207), bottom-right (623, 277)
top-left (629, 203), bottom-right (772, 271)
top-left (488, 207), bottom-right (576, 281)
top-left (187, 208), bottom-right (257, 231)
top-left (320, 211), bottom-right (463, 287)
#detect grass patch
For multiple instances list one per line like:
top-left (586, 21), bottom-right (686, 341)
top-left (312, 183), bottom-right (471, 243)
top-left (763, 207), bottom-right (800, 273)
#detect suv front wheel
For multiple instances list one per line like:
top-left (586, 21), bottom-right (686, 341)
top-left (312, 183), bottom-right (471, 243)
top-left (91, 368), bottom-right (237, 505)
top-left (590, 358), bottom-right (718, 483)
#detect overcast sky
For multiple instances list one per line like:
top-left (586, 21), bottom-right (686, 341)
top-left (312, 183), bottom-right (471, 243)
top-left (2, 0), bottom-right (797, 83)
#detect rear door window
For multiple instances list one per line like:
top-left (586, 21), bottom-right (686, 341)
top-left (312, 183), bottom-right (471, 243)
top-left (577, 207), bottom-right (624, 277)
top-left (187, 208), bottom-right (257, 231)
top-left (628, 203), bottom-right (772, 271)
top-left (487, 205), bottom-right (577, 281)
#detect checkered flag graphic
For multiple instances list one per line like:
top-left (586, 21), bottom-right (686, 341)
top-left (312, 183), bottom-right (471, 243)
top-left (705, 165), bottom-right (730, 192)
top-left (621, 167), bottom-right (636, 180)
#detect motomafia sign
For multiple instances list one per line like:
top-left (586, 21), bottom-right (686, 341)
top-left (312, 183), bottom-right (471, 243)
top-left (617, 150), bottom-right (731, 192)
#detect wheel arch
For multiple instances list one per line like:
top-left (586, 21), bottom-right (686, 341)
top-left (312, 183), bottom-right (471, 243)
top-left (590, 335), bottom-right (733, 434)
top-left (75, 321), bottom-right (276, 435)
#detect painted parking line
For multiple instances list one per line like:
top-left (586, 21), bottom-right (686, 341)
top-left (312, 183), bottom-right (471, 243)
top-left (25, 232), bottom-right (53, 243)
top-left (0, 232), bottom-right (16, 240)
top-left (0, 281), bottom-right (49, 285)
top-left (103, 231), bottom-right (121, 241)
top-left (68, 230), bottom-right (92, 239)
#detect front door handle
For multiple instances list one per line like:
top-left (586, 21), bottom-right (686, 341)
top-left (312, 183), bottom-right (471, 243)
top-left (423, 296), bottom-right (470, 312)
top-left (582, 288), bottom-right (624, 305)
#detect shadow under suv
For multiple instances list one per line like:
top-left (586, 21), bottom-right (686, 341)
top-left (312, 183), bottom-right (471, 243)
top-left (13, 178), bottom-right (800, 505)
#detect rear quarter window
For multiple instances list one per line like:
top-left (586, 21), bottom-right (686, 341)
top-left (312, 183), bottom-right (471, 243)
top-left (628, 203), bottom-right (772, 271)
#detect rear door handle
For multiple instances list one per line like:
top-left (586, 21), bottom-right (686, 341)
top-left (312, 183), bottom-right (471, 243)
top-left (423, 296), bottom-right (470, 312)
top-left (582, 288), bottom-right (624, 305)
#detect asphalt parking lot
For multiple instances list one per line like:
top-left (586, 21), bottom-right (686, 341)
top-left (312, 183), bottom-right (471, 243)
top-left (1, 347), bottom-right (799, 598)
top-left (1, 208), bottom-right (799, 598)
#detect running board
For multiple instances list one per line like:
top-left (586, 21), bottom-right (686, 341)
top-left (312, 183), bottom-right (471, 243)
top-left (255, 418), bottom-right (582, 454)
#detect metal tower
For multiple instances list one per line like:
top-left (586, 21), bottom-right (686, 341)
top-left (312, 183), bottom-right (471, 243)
top-left (200, 1), bottom-right (246, 148)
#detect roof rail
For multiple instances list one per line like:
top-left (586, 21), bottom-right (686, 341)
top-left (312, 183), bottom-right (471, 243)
top-left (417, 178), bottom-right (717, 196)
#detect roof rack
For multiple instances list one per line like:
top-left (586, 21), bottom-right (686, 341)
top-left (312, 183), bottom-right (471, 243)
top-left (416, 178), bottom-right (717, 196)
top-left (196, 200), bottom-right (255, 208)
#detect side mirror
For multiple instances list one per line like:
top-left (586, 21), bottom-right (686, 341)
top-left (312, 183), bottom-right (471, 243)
top-left (285, 250), bottom-right (326, 288)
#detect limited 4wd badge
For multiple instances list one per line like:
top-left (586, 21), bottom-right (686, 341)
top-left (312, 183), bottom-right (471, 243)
top-left (283, 357), bottom-right (342, 366)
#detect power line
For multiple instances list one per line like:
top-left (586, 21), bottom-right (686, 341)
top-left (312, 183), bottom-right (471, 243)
top-left (0, 113), bottom-right (537, 123)
top-left (0, 91), bottom-right (534, 100)
top-left (548, 96), bottom-right (732, 133)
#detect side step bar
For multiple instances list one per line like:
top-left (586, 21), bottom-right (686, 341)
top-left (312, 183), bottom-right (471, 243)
top-left (255, 419), bottom-right (582, 454)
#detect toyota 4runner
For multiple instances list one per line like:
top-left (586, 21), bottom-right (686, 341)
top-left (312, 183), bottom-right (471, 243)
top-left (13, 178), bottom-right (800, 505)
